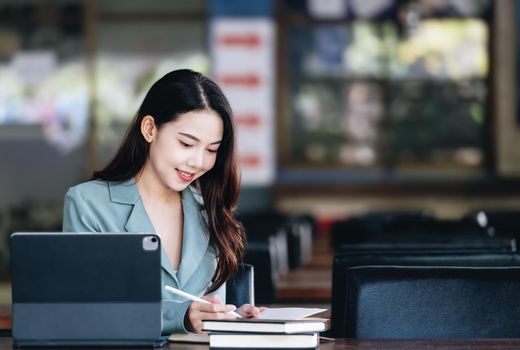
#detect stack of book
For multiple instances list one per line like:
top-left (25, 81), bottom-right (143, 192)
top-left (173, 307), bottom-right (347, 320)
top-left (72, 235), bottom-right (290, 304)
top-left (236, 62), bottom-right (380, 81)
top-left (202, 318), bottom-right (328, 349)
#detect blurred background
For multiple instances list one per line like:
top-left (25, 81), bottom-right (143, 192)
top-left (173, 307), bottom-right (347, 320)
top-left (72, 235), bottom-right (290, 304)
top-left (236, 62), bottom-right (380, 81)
top-left (0, 0), bottom-right (519, 307)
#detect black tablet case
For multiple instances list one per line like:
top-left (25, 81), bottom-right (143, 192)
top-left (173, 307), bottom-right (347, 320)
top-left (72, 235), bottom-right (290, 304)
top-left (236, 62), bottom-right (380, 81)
top-left (11, 233), bottom-right (163, 347)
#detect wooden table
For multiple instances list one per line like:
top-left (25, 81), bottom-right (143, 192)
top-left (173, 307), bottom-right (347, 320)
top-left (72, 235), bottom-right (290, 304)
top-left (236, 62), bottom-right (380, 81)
top-left (2, 304), bottom-right (520, 349)
top-left (318, 339), bottom-right (520, 349)
top-left (2, 337), bottom-right (520, 349)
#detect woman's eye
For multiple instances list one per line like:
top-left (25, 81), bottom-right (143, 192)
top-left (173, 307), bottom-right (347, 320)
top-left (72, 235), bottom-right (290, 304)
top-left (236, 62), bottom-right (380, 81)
top-left (179, 141), bottom-right (192, 147)
top-left (207, 149), bottom-right (218, 154)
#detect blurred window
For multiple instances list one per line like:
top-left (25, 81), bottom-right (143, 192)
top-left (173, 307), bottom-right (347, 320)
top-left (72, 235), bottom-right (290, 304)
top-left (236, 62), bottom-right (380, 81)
top-left (94, 0), bottom-right (208, 168)
top-left (280, 0), bottom-right (491, 182)
top-left (0, 0), bottom-right (88, 205)
top-left (0, 0), bottom-right (209, 203)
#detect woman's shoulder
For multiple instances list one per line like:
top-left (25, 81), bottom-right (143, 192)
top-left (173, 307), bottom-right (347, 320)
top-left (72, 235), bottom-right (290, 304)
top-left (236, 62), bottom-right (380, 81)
top-left (65, 179), bottom-right (110, 200)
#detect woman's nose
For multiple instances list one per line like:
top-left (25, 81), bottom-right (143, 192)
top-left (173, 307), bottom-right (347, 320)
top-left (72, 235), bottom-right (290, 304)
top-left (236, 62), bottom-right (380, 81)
top-left (187, 149), bottom-right (204, 169)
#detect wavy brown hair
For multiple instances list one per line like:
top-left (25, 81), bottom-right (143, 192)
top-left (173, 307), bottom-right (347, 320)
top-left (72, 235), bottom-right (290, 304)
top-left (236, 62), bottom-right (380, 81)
top-left (93, 69), bottom-right (245, 291)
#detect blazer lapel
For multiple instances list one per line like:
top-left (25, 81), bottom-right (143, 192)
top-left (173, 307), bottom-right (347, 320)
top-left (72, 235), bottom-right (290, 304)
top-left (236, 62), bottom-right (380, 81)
top-left (109, 178), bottom-right (179, 282)
top-left (176, 187), bottom-right (210, 288)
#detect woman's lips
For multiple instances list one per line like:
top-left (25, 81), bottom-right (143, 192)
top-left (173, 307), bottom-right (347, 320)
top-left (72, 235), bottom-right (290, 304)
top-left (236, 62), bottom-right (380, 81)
top-left (176, 169), bottom-right (195, 182)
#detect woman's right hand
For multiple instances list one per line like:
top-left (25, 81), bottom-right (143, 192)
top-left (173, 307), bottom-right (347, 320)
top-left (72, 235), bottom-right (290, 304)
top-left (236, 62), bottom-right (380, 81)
top-left (185, 295), bottom-right (238, 333)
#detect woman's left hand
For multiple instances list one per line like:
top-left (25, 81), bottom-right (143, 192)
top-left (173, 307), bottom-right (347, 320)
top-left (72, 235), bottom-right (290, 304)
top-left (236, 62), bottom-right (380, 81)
top-left (236, 304), bottom-right (266, 319)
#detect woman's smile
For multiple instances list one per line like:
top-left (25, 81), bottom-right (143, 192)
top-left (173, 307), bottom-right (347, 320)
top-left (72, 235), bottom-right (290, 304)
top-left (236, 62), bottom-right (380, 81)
top-left (176, 168), bottom-right (195, 182)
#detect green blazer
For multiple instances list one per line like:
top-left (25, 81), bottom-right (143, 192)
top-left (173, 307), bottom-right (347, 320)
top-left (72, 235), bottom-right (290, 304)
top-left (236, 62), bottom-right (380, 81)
top-left (62, 178), bottom-right (224, 334)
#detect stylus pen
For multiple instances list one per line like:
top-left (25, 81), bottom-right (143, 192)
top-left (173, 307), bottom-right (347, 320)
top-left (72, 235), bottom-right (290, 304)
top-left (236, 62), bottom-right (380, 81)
top-left (165, 285), bottom-right (242, 318)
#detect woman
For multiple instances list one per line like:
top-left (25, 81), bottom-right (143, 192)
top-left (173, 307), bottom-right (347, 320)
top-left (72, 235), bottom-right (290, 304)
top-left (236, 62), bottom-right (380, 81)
top-left (63, 69), bottom-right (261, 334)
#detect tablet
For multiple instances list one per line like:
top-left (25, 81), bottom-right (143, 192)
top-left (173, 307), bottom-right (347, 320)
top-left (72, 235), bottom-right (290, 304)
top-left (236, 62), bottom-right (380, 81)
top-left (10, 232), bottom-right (165, 347)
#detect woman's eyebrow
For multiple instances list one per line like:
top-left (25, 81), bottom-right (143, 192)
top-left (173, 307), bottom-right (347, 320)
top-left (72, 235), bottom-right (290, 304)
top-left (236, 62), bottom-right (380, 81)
top-left (178, 132), bottom-right (222, 145)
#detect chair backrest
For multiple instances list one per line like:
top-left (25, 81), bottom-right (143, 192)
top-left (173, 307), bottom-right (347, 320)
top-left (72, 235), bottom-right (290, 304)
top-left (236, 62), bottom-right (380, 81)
top-left (465, 210), bottom-right (520, 238)
top-left (244, 241), bottom-right (278, 303)
top-left (331, 251), bottom-right (520, 337)
top-left (335, 237), bottom-right (517, 253)
top-left (240, 211), bottom-right (315, 271)
top-left (344, 266), bottom-right (520, 339)
top-left (332, 214), bottom-right (489, 249)
top-left (331, 212), bottom-right (434, 246)
top-left (239, 211), bottom-right (290, 274)
top-left (226, 264), bottom-right (255, 307)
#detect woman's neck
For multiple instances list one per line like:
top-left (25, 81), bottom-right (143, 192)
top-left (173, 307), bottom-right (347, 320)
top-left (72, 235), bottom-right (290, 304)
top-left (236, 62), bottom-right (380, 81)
top-left (135, 166), bottom-right (181, 205)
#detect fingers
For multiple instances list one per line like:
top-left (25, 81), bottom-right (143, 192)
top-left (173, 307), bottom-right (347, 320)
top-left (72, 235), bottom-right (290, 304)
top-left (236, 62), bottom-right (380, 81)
top-left (237, 304), bottom-right (264, 318)
top-left (186, 298), bottom-right (238, 333)
top-left (199, 302), bottom-right (237, 314)
top-left (203, 295), bottom-right (223, 305)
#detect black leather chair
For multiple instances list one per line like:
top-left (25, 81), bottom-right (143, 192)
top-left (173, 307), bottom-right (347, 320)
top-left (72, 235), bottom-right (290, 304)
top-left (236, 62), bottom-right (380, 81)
top-left (331, 250), bottom-right (520, 337)
top-left (226, 264), bottom-right (254, 307)
top-left (239, 211), bottom-right (290, 274)
top-left (331, 211), bottom-right (435, 246)
top-left (343, 266), bottom-right (520, 339)
top-left (240, 211), bottom-right (316, 271)
top-left (332, 213), bottom-right (492, 251)
top-left (286, 214), bottom-right (314, 269)
top-left (465, 210), bottom-right (520, 238)
top-left (243, 240), bottom-right (278, 303)
top-left (335, 236), bottom-right (516, 253)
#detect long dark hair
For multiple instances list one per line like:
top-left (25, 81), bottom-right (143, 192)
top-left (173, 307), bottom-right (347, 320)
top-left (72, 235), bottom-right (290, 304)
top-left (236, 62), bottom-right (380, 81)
top-left (94, 69), bottom-right (245, 291)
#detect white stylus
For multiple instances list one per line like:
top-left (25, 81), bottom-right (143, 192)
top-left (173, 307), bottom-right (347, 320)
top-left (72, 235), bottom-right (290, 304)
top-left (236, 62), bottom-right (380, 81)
top-left (165, 285), bottom-right (242, 318)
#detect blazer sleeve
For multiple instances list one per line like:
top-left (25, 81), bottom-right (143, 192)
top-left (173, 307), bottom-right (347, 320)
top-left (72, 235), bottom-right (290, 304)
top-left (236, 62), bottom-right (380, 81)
top-left (161, 282), bottom-right (227, 335)
top-left (62, 187), bottom-right (101, 232)
top-left (162, 300), bottom-right (191, 334)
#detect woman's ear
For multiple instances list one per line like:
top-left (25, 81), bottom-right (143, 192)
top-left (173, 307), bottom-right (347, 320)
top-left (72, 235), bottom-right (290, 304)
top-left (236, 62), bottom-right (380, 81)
top-left (140, 115), bottom-right (156, 143)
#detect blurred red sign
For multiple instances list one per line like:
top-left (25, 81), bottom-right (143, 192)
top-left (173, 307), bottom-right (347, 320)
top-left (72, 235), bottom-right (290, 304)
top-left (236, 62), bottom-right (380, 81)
top-left (240, 155), bottom-right (261, 167)
top-left (234, 114), bottom-right (261, 127)
top-left (218, 34), bottom-right (261, 47)
top-left (219, 74), bottom-right (261, 87)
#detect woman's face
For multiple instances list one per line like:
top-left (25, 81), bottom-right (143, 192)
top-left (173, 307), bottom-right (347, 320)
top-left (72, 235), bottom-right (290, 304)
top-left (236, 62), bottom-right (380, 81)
top-left (144, 109), bottom-right (224, 193)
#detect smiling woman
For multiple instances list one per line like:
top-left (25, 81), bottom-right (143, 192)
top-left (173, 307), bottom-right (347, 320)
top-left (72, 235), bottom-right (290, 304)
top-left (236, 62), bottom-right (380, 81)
top-left (141, 110), bottom-right (223, 192)
top-left (62, 69), bottom-right (262, 334)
